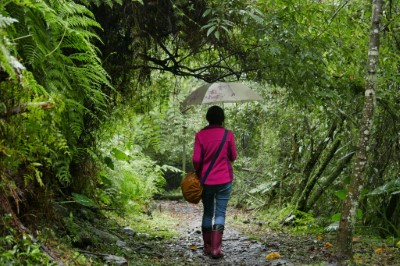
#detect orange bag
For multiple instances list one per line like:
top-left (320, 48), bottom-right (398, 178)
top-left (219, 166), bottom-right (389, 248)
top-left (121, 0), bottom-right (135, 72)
top-left (181, 172), bottom-right (203, 204)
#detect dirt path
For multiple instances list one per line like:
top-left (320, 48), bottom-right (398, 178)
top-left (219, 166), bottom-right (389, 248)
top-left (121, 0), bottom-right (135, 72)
top-left (155, 200), bottom-right (297, 266)
top-left (74, 199), bottom-right (398, 265)
top-left (150, 201), bottom-right (399, 266)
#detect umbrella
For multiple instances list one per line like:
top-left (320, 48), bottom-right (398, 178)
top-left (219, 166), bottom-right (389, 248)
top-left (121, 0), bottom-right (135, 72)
top-left (180, 82), bottom-right (263, 172)
top-left (181, 82), bottom-right (263, 111)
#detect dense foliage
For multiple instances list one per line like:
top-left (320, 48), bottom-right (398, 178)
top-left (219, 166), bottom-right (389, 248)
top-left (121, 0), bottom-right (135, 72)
top-left (0, 0), bottom-right (110, 218)
top-left (1, 0), bottom-right (400, 263)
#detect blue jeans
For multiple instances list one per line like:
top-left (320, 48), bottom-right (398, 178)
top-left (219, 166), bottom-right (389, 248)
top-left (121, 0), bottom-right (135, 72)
top-left (202, 182), bottom-right (232, 228)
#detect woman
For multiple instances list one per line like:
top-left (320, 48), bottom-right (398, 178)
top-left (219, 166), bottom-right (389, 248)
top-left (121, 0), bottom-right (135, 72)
top-left (192, 105), bottom-right (237, 259)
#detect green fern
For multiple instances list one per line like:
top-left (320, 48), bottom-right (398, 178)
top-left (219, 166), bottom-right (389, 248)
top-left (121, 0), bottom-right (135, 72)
top-left (0, 14), bottom-right (18, 27)
top-left (0, 13), bottom-right (24, 81)
top-left (1, 0), bottom-right (111, 191)
top-left (54, 161), bottom-right (72, 184)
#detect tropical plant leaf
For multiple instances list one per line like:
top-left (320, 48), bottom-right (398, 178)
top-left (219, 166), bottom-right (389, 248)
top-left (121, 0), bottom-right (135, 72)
top-left (334, 189), bottom-right (348, 200)
top-left (331, 213), bottom-right (341, 222)
top-left (111, 148), bottom-right (130, 161)
top-left (368, 179), bottom-right (400, 196)
top-left (71, 193), bottom-right (96, 207)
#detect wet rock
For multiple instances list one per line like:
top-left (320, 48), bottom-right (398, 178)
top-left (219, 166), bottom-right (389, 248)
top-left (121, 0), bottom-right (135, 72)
top-left (104, 254), bottom-right (127, 265)
top-left (136, 232), bottom-right (150, 238)
top-left (116, 240), bottom-right (127, 248)
top-left (266, 259), bottom-right (294, 266)
top-left (120, 227), bottom-right (136, 236)
top-left (88, 227), bottom-right (120, 243)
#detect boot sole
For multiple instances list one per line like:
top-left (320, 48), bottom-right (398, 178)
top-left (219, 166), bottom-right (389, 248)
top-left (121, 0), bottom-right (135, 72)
top-left (211, 253), bottom-right (224, 259)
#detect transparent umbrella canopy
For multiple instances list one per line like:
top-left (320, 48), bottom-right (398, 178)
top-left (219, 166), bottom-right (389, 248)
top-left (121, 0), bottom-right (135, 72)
top-left (180, 82), bottom-right (264, 172)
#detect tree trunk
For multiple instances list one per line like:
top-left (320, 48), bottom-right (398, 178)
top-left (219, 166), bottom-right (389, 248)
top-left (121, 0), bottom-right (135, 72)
top-left (336, 0), bottom-right (383, 260)
top-left (292, 121), bottom-right (337, 208)
top-left (306, 151), bottom-right (355, 211)
top-left (298, 138), bottom-right (341, 212)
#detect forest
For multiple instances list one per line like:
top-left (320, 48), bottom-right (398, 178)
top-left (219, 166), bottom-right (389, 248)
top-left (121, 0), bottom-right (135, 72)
top-left (0, 0), bottom-right (399, 265)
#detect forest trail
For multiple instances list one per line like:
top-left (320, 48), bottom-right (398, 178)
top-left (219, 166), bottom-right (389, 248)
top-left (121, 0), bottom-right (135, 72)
top-left (152, 200), bottom-right (338, 266)
top-left (55, 199), bottom-right (399, 266)
top-left (155, 200), bottom-right (275, 266)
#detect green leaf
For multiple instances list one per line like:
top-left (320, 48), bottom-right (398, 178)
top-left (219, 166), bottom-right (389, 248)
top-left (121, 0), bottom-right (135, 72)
top-left (71, 193), bottom-right (96, 207)
top-left (206, 25), bottom-right (216, 37)
top-left (99, 173), bottom-right (112, 186)
top-left (368, 179), bottom-right (400, 195)
top-left (248, 12), bottom-right (264, 24)
top-left (220, 25), bottom-right (229, 33)
top-left (331, 213), bottom-right (341, 222)
top-left (203, 8), bottom-right (212, 18)
top-left (334, 189), bottom-right (347, 200)
top-left (356, 208), bottom-right (363, 219)
top-left (214, 30), bottom-right (220, 40)
top-left (111, 148), bottom-right (130, 161)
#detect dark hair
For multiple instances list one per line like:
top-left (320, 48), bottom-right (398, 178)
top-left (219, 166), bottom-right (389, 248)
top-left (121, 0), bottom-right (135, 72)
top-left (206, 105), bottom-right (225, 125)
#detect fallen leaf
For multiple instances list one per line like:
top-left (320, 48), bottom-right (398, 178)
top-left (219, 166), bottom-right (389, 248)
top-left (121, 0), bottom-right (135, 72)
top-left (316, 235), bottom-right (323, 241)
top-left (374, 247), bottom-right (385, 254)
top-left (266, 252), bottom-right (281, 260)
top-left (324, 242), bottom-right (333, 248)
top-left (189, 245), bottom-right (198, 250)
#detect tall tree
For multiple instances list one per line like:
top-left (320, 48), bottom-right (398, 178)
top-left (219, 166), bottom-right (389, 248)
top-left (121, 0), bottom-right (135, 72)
top-left (336, 0), bottom-right (384, 259)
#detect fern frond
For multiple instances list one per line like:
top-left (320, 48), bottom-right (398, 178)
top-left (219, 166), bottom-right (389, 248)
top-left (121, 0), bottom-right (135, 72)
top-left (37, 62), bottom-right (67, 88)
top-left (54, 161), bottom-right (72, 184)
top-left (21, 70), bottom-right (48, 95)
top-left (2, 0), bottom-right (112, 191)
top-left (0, 14), bottom-right (18, 27)
top-left (0, 14), bottom-right (25, 81)
top-left (0, 43), bottom-right (24, 81)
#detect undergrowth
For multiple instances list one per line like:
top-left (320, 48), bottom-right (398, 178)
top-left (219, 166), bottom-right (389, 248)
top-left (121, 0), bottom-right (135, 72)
top-left (0, 214), bottom-right (56, 265)
top-left (228, 203), bottom-right (400, 266)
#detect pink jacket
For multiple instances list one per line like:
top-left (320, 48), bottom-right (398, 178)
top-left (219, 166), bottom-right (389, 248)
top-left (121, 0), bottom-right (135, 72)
top-left (192, 125), bottom-right (237, 185)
